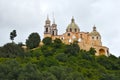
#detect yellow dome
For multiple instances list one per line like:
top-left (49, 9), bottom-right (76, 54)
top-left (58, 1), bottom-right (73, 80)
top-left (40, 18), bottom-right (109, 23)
top-left (89, 26), bottom-right (101, 36)
top-left (89, 31), bottom-right (100, 36)
top-left (66, 17), bottom-right (80, 32)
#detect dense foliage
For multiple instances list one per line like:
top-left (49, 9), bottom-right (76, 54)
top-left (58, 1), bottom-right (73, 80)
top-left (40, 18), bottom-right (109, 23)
top-left (0, 43), bottom-right (24, 58)
top-left (0, 38), bottom-right (120, 80)
top-left (42, 37), bottom-right (52, 45)
top-left (26, 32), bottom-right (41, 49)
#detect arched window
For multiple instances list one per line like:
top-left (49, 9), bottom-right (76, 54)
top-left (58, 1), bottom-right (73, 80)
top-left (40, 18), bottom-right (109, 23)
top-left (99, 49), bottom-right (105, 55)
top-left (61, 37), bottom-right (64, 40)
top-left (70, 28), bottom-right (72, 32)
top-left (96, 36), bottom-right (99, 39)
top-left (68, 33), bottom-right (70, 36)
top-left (46, 28), bottom-right (48, 32)
top-left (52, 31), bottom-right (54, 35)
top-left (75, 28), bottom-right (77, 32)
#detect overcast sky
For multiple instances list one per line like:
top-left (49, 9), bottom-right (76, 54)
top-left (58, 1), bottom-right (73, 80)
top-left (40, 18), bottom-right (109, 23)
top-left (0, 0), bottom-right (120, 57)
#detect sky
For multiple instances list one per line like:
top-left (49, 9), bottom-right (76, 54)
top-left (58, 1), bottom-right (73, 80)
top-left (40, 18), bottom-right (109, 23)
top-left (0, 0), bottom-right (120, 57)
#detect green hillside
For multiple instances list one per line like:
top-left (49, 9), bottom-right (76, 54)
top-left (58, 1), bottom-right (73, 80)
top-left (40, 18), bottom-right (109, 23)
top-left (0, 38), bottom-right (120, 80)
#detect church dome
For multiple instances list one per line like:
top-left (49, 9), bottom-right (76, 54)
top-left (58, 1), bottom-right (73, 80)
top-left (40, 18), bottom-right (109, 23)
top-left (66, 17), bottom-right (80, 32)
top-left (89, 26), bottom-right (101, 36)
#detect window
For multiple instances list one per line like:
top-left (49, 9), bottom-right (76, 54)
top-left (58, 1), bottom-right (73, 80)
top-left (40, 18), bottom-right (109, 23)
top-left (97, 36), bottom-right (99, 39)
top-left (70, 28), bottom-right (72, 32)
top-left (46, 28), bottom-right (48, 32)
top-left (52, 31), bottom-right (54, 35)
top-left (61, 37), bottom-right (64, 40)
top-left (75, 28), bottom-right (77, 32)
top-left (68, 33), bottom-right (70, 36)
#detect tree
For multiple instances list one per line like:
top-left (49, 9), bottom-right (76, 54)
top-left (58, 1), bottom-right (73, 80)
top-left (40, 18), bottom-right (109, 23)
top-left (53, 38), bottom-right (62, 48)
top-left (40, 71), bottom-right (57, 80)
top-left (64, 43), bottom-right (80, 56)
top-left (66, 71), bottom-right (85, 80)
top-left (18, 42), bottom-right (24, 47)
top-left (42, 37), bottom-right (52, 45)
top-left (10, 30), bottom-right (17, 43)
top-left (56, 53), bottom-right (67, 62)
top-left (0, 43), bottom-right (24, 57)
top-left (26, 33), bottom-right (41, 49)
top-left (96, 56), bottom-right (120, 70)
top-left (88, 47), bottom-right (96, 55)
top-left (100, 73), bottom-right (119, 80)
top-left (48, 66), bottom-right (67, 80)
top-left (18, 63), bottom-right (41, 80)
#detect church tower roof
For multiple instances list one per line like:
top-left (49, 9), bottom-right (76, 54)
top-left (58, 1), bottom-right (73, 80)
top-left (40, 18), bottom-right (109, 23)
top-left (66, 17), bottom-right (80, 32)
top-left (89, 25), bottom-right (101, 36)
top-left (52, 14), bottom-right (57, 27)
top-left (45, 15), bottom-right (51, 24)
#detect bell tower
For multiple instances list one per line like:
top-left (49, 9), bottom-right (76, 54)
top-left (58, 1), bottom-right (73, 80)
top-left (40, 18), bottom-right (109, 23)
top-left (51, 17), bottom-right (58, 36)
top-left (44, 15), bottom-right (52, 37)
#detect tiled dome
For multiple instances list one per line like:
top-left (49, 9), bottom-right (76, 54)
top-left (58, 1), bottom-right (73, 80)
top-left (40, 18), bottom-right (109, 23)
top-left (66, 17), bottom-right (80, 32)
top-left (89, 26), bottom-right (101, 36)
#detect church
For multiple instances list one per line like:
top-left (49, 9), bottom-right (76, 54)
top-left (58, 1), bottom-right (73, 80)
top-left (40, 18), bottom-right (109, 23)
top-left (43, 16), bottom-right (109, 56)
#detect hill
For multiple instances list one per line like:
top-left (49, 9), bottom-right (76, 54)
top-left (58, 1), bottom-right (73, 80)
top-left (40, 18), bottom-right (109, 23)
top-left (0, 41), bottom-right (120, 80)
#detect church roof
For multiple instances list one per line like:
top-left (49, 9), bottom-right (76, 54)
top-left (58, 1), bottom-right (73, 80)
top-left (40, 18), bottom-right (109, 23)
top-left (89, 26), bottom-right (101, 36)
top-left (45, 15), bottom-right (51, 24)
top-left (66, 17), bottom-right (80, 30)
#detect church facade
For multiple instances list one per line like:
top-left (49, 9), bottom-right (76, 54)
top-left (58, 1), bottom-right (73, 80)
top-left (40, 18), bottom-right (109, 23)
top-left (43, 16), bottom-right (109, 56)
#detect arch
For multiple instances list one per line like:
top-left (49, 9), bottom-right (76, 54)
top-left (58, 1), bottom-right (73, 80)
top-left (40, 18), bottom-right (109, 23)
top-left (75, 28), bottom-right (77, 32)
top-left (70, 28), bottom-right (72, 32)
top-left (68, 33), bottom-right (70, 36)
top-left (52, 31), bottom-right (54, 35)
top-left (46, 28), bottom-right (48, 32)
top-left (96, 36), bottom-right (99, 39)
top-left (99, 49), bottom-right (105, 55)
